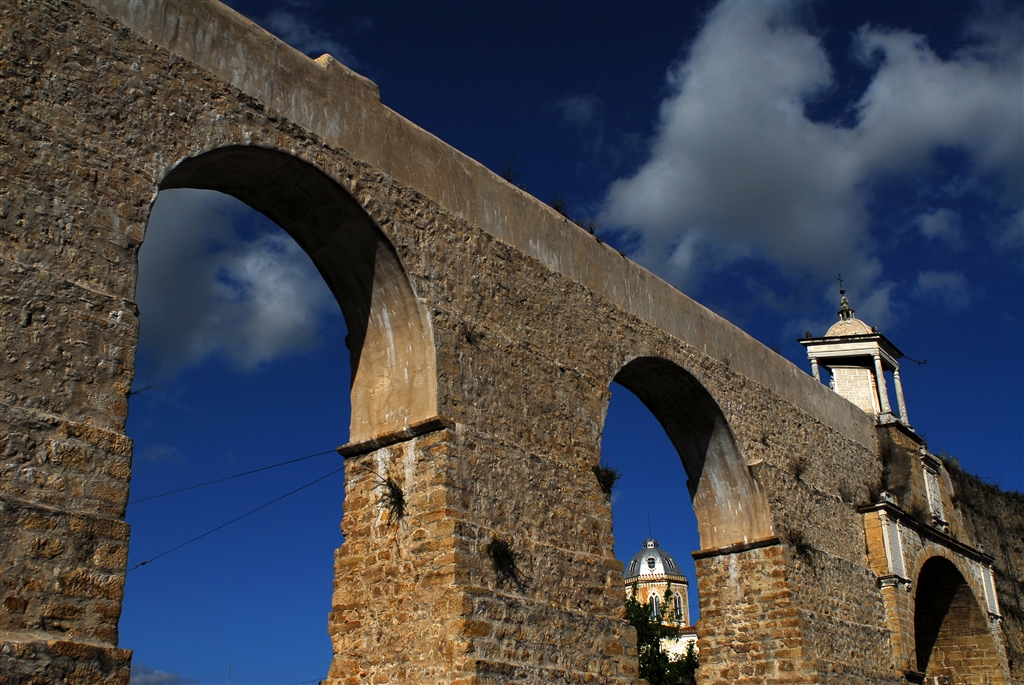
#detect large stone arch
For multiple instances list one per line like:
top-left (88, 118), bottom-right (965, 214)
top-left (158, 145), bottom-right (438, 442)
top-left (912, 555), bottom-right (1007, 683)
top-left (611, 356), bottom-right (773, 550)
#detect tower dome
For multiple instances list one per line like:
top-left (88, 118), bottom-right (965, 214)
top-left (824, 294), bottom-right (873, 337)
top-left (623, 538), bottom-right (691, 629)
top-left (624, 538), bottom-right (686, 582)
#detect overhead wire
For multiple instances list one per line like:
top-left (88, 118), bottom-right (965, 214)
top-left (128, 448), bottom-right (338, 504)
top-left (127, 464), bottom-right (345, 572)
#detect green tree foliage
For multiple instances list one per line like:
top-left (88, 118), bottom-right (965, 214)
top-left (625, 583), bottom-right (698, 685)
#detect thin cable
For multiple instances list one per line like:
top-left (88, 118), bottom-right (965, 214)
top-left (128, 449), bottom-right (337, 504)
top-left (127, 465), bottom-right (345, 572)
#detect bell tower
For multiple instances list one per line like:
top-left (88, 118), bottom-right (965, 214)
top-left (799, 286), bottom-right (911, 429)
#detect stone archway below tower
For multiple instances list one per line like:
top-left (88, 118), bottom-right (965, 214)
top-left (913, 556), bottom-right (1007, 684)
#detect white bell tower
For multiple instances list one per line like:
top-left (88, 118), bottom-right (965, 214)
top-left (799, 286), bottom-right (911, 429)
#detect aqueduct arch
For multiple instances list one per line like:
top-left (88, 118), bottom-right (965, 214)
top-left (1, 1), bottom-right (1016, 683)
top-left (159, 146), bottom-right (438, 442)
top-left (611, 357), bottom-right (773, 550)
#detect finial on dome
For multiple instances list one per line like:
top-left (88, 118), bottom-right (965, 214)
top-left (837, 274), bottom-right (854, 321)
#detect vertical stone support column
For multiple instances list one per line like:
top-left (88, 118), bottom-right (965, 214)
top-left (1, 3), bottom-right (141, 670)
top-left (326, 421), bottom-right (636, 683)
top-left (892, 368), bottom-right (910, 428)
top-left (876, 576), bottom-right (916, 675)
top-left (872, 353), bottom-right (894, 421)
top-left (809, 357), bottom-right (821, 383)
top-left (0, 260), bottom-right (136, 685)
top-left (692, 539), bottom-right (821, 682)
top-left (328, 423), bottom-right (472, 683)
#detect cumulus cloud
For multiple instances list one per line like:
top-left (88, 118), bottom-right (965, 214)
top-left (136, 189), bottom-right (338, 377)
top-left (914, 270), bottom-right (972, 311)
top-left (604, 1), bottom-right (1022, 300)
top-left (130, 663), bottom-right (198, 685)
top-left (264, 9), bottom-right (357, 66)
top-left (916, 208), bottom-right (963, 247)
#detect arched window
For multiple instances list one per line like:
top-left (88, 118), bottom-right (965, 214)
top-left (649, 595), bottom-right (660, 619)
top-left (674, 594), bottom-right (684, 622)
top-left (647, 556), bottom-right (656, 570)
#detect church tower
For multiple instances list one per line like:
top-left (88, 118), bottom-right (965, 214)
top-left (623, 538), bottom-right (690, 627)
top-left (799, 287), bottom-right (911, 429)
top-left (623, 537), bottom-right (697, 660)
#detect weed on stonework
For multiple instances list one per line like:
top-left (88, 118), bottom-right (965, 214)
top-left (375, 474), bottom-right (405, 526)
top-left (486, 536), bottom-right (525, 590)
top-left (593, 461), bottom-right (621, 497)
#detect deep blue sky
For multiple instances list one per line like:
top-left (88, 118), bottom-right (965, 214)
top-left (121, 2), bottom-right (1022, 684)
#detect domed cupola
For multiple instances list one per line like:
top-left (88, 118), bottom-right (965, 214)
top-left (799, 282), bottom-right (912, 429)
top-left (623, 538), bottom-right (691, 628)
top-left (624, 538), bottom-right (686, 583)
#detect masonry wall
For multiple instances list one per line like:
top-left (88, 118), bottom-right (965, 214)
top-left (947, 467), bottom-right (1024, 681)
top-left (1, 1), bottom-right (1017, 684)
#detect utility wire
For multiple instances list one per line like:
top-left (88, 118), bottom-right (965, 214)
top-left (127, 465), bottom-right (345, 572)
top-left (128, 449), bottom-right (338, 504)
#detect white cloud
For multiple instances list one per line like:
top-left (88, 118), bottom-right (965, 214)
top-left (130, 663), bottom-right (198, 685)
top-left (855, 281), bottom-right (898, 328)
top-left (914, 270), bottom-right (971, 311)
top-left (604, 1), bottom-right (1022, 303)
top-left (136, 189), bottom-right (338, 377)
top-left (916, 208), bottom-right (963, 247)
top-left (264, 9), bottom-right (356, 66)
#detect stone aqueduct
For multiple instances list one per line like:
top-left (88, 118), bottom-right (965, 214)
top-left (0, 1), bottom-right (1019, 683)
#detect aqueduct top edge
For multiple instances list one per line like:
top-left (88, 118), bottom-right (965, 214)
top-left (90, 0), bottom-right (876, 450)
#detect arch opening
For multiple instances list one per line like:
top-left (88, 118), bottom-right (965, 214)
top-left (122, 145), bottom-right (439, 682)
top-left (603, 357), bottom-right (776, 681)
top-left (612, 357), bottom-right (773, 550)
top-left (125, 188), bottom-right (349, 682)
top-left (914, 556), bottom-right (1005, 683)
top-left (160, 145), bottom-right (437, 442)
top-left (603, 381), bottom-right (701, 677)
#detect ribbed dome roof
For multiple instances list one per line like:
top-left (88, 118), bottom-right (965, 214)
top-left (624, 538), bottom-right (686, 582)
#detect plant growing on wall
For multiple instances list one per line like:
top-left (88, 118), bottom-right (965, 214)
top-left (625, 584), bottom-right (698, 685)
top-left (486, 535), bottom-right (525, 590)
top-left (376, 474), bottom-right (405, 526)
top-left (593, 461), bottom-right (621, 497)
